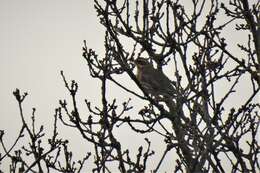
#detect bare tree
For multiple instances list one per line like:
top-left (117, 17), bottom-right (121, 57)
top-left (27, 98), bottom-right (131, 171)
top-left (0, 0), bottom-right (259, 172)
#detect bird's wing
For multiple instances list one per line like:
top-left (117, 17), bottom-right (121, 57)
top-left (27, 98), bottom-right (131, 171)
top-left (141, 70), bottom-right (174, 97)
top-left (154, 70), bottom-right (175, 91)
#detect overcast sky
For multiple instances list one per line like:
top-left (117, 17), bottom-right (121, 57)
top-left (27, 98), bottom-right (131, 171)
top-left (0, 0), bottom-right (259, 172)
top-left (0, 0), bottom-right (106, 171)
top-left (0, 1), bottom-right (164, 172)
top-left (0, 0), bottom-right (103, 131)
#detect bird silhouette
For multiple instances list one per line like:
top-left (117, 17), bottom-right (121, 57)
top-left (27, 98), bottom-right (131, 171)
top-left (134, 57), bottom-right (176, 99)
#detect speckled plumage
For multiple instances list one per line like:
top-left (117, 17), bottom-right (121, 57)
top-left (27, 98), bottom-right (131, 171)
top-left (135, 58), bottom-right (175, 97)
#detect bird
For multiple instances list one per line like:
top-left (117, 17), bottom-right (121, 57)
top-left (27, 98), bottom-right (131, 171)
top-left (134, 57), bottom-right (176, 99)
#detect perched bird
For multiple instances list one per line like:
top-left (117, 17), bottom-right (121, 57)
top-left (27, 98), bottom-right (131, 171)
top-left (134, 57), bottom-right (176, 98)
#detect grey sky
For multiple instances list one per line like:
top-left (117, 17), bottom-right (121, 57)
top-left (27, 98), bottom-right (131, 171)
top-left (0, 0), bottom-right (106, 171)
top-left (0, 0), bottom-right (102, 130)
top-left (0, 0), bottom-right (259, 172)
top-left (0, 1), bottom-right (164, 172)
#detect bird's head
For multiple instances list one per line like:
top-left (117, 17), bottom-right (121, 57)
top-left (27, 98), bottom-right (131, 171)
top-left (134, 57), bottom-right (153, 70)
